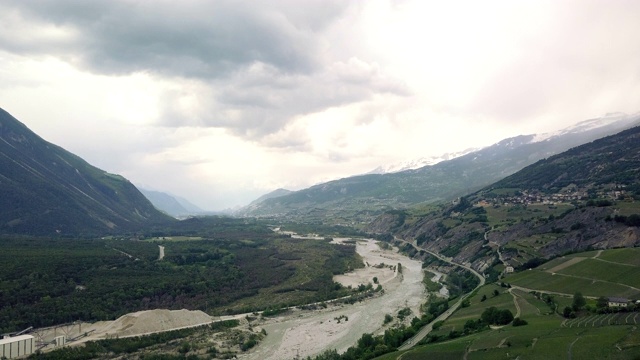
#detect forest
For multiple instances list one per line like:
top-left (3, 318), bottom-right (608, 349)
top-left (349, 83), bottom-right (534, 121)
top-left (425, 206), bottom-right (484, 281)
top-left (0, 231), bottom-right (362, 333)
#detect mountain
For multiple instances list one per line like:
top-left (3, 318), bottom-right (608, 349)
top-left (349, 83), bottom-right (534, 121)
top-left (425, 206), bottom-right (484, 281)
top-left (174, 196), bottom-right (207, 214)
top-left (242, 113), bottom-right (640, 223)
top-left (140, 189), bottom-right (191, 218)
top-left (368, 148), bottom-right (479, 174)
top-left (140, 189), bottom-right (218, 218)
top-left (368, 125), bottom-right (640, 275)
top-left (0, 108), bottom-right (173, 235)
top-left (235, 188), bottom-right (293, 216)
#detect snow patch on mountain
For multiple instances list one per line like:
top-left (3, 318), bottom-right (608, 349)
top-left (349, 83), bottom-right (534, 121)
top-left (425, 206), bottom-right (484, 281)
top-left (369, 148), bottom-right (479, 174)
top-left (372, 112), bottom-right (640, 175)
top-left (531, 112), bottom-right (636, 143)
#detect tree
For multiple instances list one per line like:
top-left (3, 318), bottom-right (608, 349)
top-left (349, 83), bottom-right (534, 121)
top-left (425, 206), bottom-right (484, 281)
top-left (481, 307), bottom-right (514, 325)
top-left (481, 294), bottom-right (487, 302)
top-left (572, 292), bottom-right (586, 311)
top-left (512, 317), bottom-right (528, 326)
top-left (563, 306), bottom-right (576, 318)
top-left (596, 296), bottom-right (608, 309)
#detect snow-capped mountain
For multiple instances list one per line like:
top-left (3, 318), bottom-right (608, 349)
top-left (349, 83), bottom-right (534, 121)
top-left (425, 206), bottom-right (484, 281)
top-left (531, 112), bottom-right (640, 143)
top-left (372, 112), bottom-right (640, 175)
top-left (369, 148), bottom-right (479, 174)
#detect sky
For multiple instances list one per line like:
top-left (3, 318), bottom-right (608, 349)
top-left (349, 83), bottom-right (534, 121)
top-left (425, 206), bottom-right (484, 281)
top-left (1, 0), bottom-right (640, 210)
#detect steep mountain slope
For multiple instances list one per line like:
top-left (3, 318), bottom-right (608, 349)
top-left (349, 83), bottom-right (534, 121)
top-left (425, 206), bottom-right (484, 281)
top-left (0, 108), bottom-right (173, 235)
top-left (140, 189), bottom-right (219, 218)
top-left (140, 189), bottom-right (191, 218)
top-left (235, 188), bottom-right (293, 216)
top-left (368, 125), bottom-right (640, 275)
top-left (243, 113), bottom-right (640, 223)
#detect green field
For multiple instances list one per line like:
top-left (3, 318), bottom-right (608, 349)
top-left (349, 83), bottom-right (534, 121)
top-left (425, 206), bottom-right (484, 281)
top-left (484, 203), bottom-right (573, 228)
top-left (377, 287), bottom-right (640, 360)
top-left (505, 270), bottom-right (640, 298)
top-left (432, 284), bottom-right (516, 335)
top-left (599, 248), bottom-right (640, 266)
top-left (375, 248), bottom-right (640, 360)
top-left (504, 248), bottom-right (640, 299)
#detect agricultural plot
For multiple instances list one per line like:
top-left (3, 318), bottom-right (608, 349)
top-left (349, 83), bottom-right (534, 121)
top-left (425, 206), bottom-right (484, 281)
top-left (376, 248), bottom-right (640, 360)
top-left (484, 204), bottom-right (573, 227)
top-left (505, 270), bottom-right (640, 298)
top-left (599, 247), bottom-right (640, 266)
top-left (506, 247), bottom-right (640, 299)
top-left (614, 200), bottom-right (640, 216)
top-left (431, 284), bottom-right (516, 335)
top-left (557, 258), bottom-right (640, 289)
top-left (563, 312), bottom-right (640, 328)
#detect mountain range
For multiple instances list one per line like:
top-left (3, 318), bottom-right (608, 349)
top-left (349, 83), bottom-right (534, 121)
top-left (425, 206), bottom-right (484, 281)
top-left (0, 108), bottom-right (172, 235)
top-left (139, 189), bottom-right (218, 219)
top-left (367, 124), bottom-right (640, 274)
top-left (238, 113), bottom-right (640, 223)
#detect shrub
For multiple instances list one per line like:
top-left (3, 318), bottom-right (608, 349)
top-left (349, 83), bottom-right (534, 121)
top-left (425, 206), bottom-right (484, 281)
top-left (512, 317), bottom-right (528, 327)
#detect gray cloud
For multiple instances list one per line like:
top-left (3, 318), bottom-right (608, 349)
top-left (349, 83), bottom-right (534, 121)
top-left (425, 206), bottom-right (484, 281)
top-left (0, 1), bottom-right (410, 145)
top-left (156, 59), bottom-right (410, 142)
top-left (0, 0), bottom-right (347, 78)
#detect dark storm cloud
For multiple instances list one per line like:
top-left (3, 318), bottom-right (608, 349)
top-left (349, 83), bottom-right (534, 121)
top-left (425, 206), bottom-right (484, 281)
top-left (0, 0), bottom-right (347, 78)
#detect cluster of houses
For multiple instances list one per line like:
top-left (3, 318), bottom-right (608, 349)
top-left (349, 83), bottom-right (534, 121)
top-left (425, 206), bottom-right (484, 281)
top-left (477, 185), bottom-right (627, 208)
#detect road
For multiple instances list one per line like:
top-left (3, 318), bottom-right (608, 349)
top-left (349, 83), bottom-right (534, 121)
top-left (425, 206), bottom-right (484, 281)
top-left (396, 238), bottom-right (485, 350)
top-left (509, 285), bottom-right (598, 300)
top-left (158, 245), bottom-right (165, 260)
top-left (509, 288), bottom-right (521, 318)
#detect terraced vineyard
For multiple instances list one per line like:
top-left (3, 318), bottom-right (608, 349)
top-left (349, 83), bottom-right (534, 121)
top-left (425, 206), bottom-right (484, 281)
top-left (504, 248), bottom-right (640, 299)
top-left (374, 247), bottom-right (640, 359)
top-left (563, 312), bottom-right (640, 328)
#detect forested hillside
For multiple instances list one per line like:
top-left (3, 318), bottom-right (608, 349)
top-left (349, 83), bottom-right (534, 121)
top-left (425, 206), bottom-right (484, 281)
top-left (0, 108), bottom-right (172, 235)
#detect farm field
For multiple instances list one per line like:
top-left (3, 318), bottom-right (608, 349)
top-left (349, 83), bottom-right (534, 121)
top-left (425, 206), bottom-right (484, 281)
top-left (375, 247), bottom-right (640, 360)
top-left (430, 284), bottom-right (516, 336)
top-left (376, 285), bottom-right (640, 360)
top-left (504, 248), bottom-right (640, 299)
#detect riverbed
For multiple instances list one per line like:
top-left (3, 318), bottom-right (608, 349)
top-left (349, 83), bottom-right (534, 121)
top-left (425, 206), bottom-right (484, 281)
top-left (241, 238), bottom-right (425, 360)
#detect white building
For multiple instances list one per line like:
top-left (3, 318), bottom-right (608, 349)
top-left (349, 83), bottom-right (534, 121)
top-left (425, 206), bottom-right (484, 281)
top-left (608, 297), bottom-right (629, 307)
top-left (0, 335), bottom-right (35, 359)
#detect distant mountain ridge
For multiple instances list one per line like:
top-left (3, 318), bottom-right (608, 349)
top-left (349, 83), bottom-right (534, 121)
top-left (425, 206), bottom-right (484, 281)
top-left (140, 188), bottom-right (220, 218)
top-left (0, 108), bottom-right (173, 235)
top-left (368, 148), bottom-right (480, 174)
top-left (367, 124), bottom-right (640, 273)
top-left (240, 113), bottom-right (640, 222)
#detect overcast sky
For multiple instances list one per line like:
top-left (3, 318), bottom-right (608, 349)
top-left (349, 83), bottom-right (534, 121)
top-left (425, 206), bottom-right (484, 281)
top-left (1, 0), bottom-right (640, 210)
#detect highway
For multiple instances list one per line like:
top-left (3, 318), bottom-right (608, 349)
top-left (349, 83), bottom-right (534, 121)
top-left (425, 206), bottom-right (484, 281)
top-left (396, 238), bottom-right (485, 351)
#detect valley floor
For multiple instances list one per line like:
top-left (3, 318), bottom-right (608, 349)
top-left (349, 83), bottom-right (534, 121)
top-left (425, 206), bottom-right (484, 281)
top-left (30, 238), bottom-right (427, 359)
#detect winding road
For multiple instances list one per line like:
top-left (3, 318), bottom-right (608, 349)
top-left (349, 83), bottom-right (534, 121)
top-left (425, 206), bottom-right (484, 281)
top-left (396, 238), bottom-right (485, 350)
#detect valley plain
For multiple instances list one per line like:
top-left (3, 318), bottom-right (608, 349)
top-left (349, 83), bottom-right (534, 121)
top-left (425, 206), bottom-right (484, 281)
top-left (2, 109), bottom-right (640, 360)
